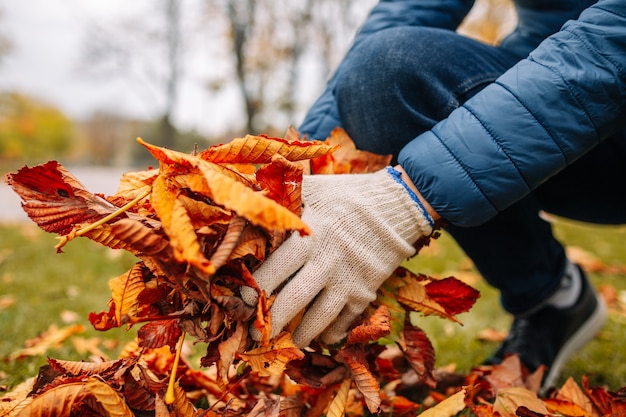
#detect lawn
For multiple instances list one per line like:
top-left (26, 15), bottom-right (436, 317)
top-left (0, 216), bottom-right (625, 392)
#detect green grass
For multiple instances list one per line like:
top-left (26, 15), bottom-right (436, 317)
top-left (0, 223), bottom-right (138, 389)
top-left (0, 217), bottom-right (625, 392)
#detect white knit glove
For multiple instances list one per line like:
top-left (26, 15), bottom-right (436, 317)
top-left (241, 167), bottom-right (434, 347)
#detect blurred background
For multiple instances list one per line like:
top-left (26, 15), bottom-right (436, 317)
top-left (0, 0), bottom-right (514, 216)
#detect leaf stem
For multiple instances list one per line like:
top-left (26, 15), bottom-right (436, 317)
top-left (55, 188), bottom-right (151, 250)
top-left (166, 331), bottom-right (186, 405)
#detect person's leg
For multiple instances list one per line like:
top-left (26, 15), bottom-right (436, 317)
top-left (334, 26), bottom-right (522, 161)
top-left (331, 25), bottom-right (615, 387)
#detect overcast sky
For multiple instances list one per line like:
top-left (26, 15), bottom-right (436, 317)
top-left (0, 0), bottom-right (248, 136)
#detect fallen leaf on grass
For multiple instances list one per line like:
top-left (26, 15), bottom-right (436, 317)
top-left (7, 324), bottom-right (85, 360)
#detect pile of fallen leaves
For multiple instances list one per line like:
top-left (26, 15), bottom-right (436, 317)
top-left (2, 128), bottom-right (625, 416)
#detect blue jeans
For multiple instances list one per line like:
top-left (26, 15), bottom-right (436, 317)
top-left (300, 26), bottom-right (626, 314)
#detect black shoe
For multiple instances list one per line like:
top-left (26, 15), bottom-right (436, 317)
top-left (484, 264), bottom-right (607, 390)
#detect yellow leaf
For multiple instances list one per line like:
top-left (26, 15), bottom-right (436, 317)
top-left (420, 388), bottom-right (468, 417)
top-left (237, 332), bottom-right (304, 377)
top-left (326, 379), bottom-right (352, 417)
top-left (85, 376), bottom-right (134, 417)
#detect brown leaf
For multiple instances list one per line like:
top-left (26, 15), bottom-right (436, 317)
top-left (227, 224), bottom-right (267, 264)
top-left (493, 387), bottom-right (550, 417)
top-left (48, 358), bottom-right (126, 378)
top-left (401, 317), bottom-right (437, 388)
top-left (217, 322), bottom-right (246, 386)
top-left (15, 381), bottom-right (88, 417)
top-left (110, 218), bottom-right (170, 256)
top-left (583, 375), bottom-right (626, 416)
top-left (338, 345), bottom-right (381, 414)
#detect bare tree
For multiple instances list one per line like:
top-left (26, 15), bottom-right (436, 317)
top-left (203, 0), bottom-right (372, 135)
top-left (81, 0), bottom-right (183, 150)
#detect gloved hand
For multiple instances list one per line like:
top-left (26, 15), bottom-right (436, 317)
top-left (241, 167), bottom-right (434, 347)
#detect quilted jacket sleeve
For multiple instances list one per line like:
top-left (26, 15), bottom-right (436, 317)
top-left (398, 0), bottom-right (626, 227)
top-left (299, 0), bottom-right (474, 140)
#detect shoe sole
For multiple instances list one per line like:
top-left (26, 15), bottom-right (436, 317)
top-left (542, 293), bottom-right (608, 391)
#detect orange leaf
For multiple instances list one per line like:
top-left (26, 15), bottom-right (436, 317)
top-left (198, 134), bottom-right (338, 164)
top-left (256, 154), bottom-right (304, 216)
top-left (311, 127), bottom-right (392, 174)
top-left (110, 263), bottom-right (147, 325)
top-left (237, 332), bottom-right (304, 378)
top-left (15, 382), bottom-right (89, 417)
top-left (151, 174), bottom-right (213, 274)
top-left (556, 377), bottom-right (599, 417)
top-left (8, 324), bottom-right (85, 360)
top-left (543, 398), bottom-right (589, 417)
top-left (345, 305), bottom-right (391, 345)
top-left (193, 160), bottom-right (310, 235)
top-left (338, 345), bottom-right (381, 414)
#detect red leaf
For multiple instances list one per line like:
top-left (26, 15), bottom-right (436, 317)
top-left (138, 320), bottom-right (182, 349)
top-left (4, 161), bottom-right (120, 236)
top-left (425, 277), bottom-right (480, 316)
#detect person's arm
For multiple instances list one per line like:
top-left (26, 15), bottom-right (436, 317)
top-left (399, 0), bottom-right (626, 227)
top-left (300, 0), bottom-right (475, 140)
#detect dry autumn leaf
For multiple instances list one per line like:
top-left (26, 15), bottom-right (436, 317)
top-left (3, 128), bottom-right (487, 417)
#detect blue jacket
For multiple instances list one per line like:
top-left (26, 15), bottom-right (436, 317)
top-left (300, 0), bottom-right (626, 227)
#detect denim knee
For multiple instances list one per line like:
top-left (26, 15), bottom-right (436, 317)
top-left (335, 26), bottom-right (512, 159)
